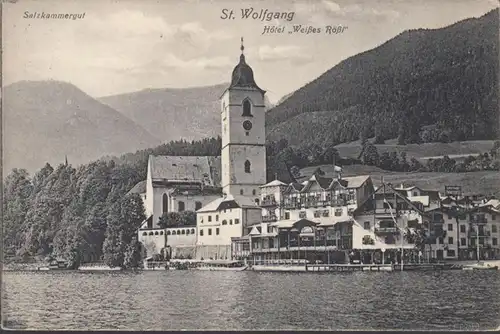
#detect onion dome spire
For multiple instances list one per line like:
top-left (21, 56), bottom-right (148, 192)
top-left (229, 37), bottom-right (265, 94)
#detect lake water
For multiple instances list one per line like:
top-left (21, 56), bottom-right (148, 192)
top-left (2, 270), bottom-right (500, 330)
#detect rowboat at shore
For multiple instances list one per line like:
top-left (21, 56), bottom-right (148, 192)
top-left (195, 260), bottom-right (248, 271)
top-left (462, 261), bottom-right (499, 271)
top-left (78, 264), bottom-right (122, 271)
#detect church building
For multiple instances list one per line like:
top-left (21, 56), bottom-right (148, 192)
top-left (194, 38), bottom-right (268, 259)
top-left (135, 39), bottom-right (269, 259)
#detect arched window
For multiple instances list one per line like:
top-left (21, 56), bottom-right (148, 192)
top-left (177, 230), bottom-right (181, 235)
top-left (167, 230), bottom-right (171, 235)
top-left (160, 231), bottom-right (164, 235)
top-left (242, 99), bottom-right (252, 116)
top-left (186, 229), bottom-right (190, 235)
top-left (252, 189), bottom-right (256, 196)
top-left (245, 160), bottom-right (251, 173)
top-left (178, 201), bottom-right (185, 212)
top-left (142, 232), bottom-right (147, 236)
top-left (191, 228), bottom-right (195, 234)
top-left (149, 232), bottom-right (154, 236)
top-left (240, 189), bottom-right (244, 195)
top-left (155, 231), bottom-right (159, 235)
top-left (172, 230), bottom-right (176, 235)
top-left (182, 230), bottom-right (186, 235)
top-left (195, 201), bottom-right (202, 210)
top-left (162, 193), bottom-right (168, 214)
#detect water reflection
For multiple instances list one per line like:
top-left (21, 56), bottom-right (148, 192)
top-left (3, 270), bottom-right (499, 330)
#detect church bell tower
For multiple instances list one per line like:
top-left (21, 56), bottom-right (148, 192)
top-left (220, 38), bottom-right (267, 200)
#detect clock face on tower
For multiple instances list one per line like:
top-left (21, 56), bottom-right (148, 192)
top-left (243, 120), bottom-right (253, 131)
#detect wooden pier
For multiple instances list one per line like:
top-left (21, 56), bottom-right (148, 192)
top-left (306, 264), bottom-right (394, 272)
top-left (251, 262), bottom-right (465, 272)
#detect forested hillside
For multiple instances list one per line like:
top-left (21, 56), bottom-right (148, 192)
top-left (266, 9), bottom-right (499, 146)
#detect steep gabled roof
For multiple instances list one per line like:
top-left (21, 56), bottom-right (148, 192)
top-left (149, 155), bottom-right (221, 187)
top-left (353, 183), bottom-right (429, 217)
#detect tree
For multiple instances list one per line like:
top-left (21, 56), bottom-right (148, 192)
top-left (123, 236), bottom-right (143, 269)
top-left (103, 195), bottom-right (145, 268)
top-left (362, 143), bottom-right (379, 166)
top-left (3, 169), bottom-right (33, 256)
top-left (399, 151), bottom-right (409, 172)
top-left (397, 123), bottom-right (406, 145)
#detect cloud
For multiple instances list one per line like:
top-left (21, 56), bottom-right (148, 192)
top-left (294, 1), bottom-right (400, 22)
top-left (256, 45), bottom-right (314, 64)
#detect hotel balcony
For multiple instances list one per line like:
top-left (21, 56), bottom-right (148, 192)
top-left (470, 215), bottom-right (488, 225)
top-left (468, 230), bottom-right (491, 237)
top-left (284, 202), bottom-right (300, 210)
top-left (261, 198), bottom-right (278, 208)
top-left (262, 215), bottom-right (278, 223)
top-left (374, 227), bottom-right (399, 235)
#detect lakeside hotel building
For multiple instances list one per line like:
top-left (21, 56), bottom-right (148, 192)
top-left (134, 41), bottom-right (500, 262)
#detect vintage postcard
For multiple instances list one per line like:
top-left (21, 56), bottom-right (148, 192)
top-left (2, 0), bottom-right (499, 331)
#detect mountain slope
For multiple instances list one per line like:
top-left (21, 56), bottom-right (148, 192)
top-left (266, 9), bottom-right (499, 146)
top-left (3, 80), bottom-right (162, 173)
top-left (98, 84), bottom-right (227, 143)
top-left (99, 84), bottom-right (275, 143)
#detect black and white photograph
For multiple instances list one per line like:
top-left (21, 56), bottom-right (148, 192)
top-left (2, 0), bottom-right (500, 330)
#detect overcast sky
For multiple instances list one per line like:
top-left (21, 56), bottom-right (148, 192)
top-left (3, 0), bottom-right (498, 103)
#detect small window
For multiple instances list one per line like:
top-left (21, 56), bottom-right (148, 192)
top-left (363, 221), bottom-right (370, 230)
top-left (208, 228), bottom-right (212, 236)
top-left (413, 191), bottom-right (418, 197)
top-left (230, 219), bottom-right (233, 225)
top-left (446, 250), bottom-right (455, 257)
top-left (461, 237), bottom-right (466, 246)
top-left (448, 214), bottom-right (452, 219)
top-left (285, 212), bottom-right (290, 219)
top-left (222, 220), bottom-right (228, 225)
top-left (235, 219), bottom-right (240, 224)
top-left (242, 99), bottom-right (252, 116)
top-left (177, 230), bottom-right (181, 235)
top-left (162, 193), bottom-right (169, 214)
top-left (178, 201), bottom-right (185, 212)
top-left (240, 189), bottom-right (244, 195)
top-left (216, 215), bottom-right (219, 221)
top-left (200, 229), bottom-right (204, 236)
top-left (493, 215), bottom-right (497, 221)
top-left (142, 232), bottom-right (147, 236)
top-left (335, 208), bottom-right (342, 217)
top-left (160, 231), bottom-right (164, 235)
top-left (155, 231), bottom-right (159, 235)
top-left (245, 160), bottom-right (251, 173)
top-left (252, 189), bottom-right (256, 196)
top-left (460, 225), bottom-right (466, 233)
top-left (186, 229), bottom-right (190, 235)
top-left (191, 228), bottom-right (195, 234)
top-left (172, 230), bottom-right (176, 235)
top-left (493, 238), bottom-right (498, 246)
top-left (492, 225), bottom-right (497, 233)
top-left (438, 237), bottom-right (443, 244)
top-left (182, 230), bottom-right (186, 235)
top-left (448, 237), bottom-right (453, 244)
top-left (208, 215), bottom-right (212, 222)
top-left (149, 232), bottom-right (154, 236)
top-left (245, 131), bottom-right (249, 136)
top-left (216, 228), bottom-right (220, 235)
top-left (167, 230), bottom-right (171, 235)
top-left (448, 224), bottom-right (453, 231)
top-left (195, 201), bottom-right (202, 210)
top-left (255, 198), bottom-right (260, 205)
